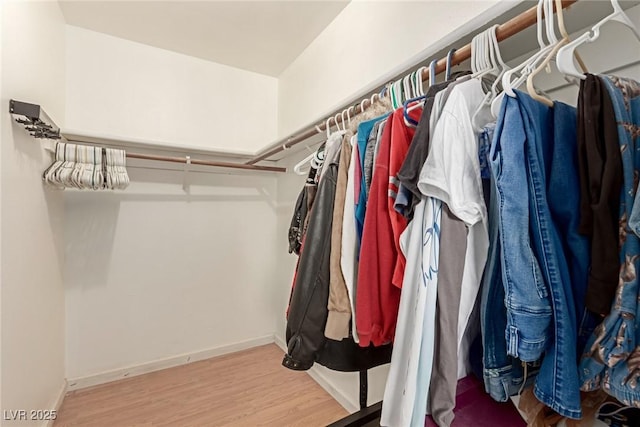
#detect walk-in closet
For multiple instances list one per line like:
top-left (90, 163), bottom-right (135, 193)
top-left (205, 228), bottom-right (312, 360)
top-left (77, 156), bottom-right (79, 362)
top-left (3, 0), bottom-right (640, 426)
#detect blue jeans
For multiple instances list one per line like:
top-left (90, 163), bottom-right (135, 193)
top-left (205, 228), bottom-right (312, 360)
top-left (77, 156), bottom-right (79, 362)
top-left (547, 102), bottom-right (594, 357)
top-left (517, 90), bottom-right (581, 419)
top-left (482, 121), bottom-right (535, 401)
top-left (490, 95), bottom-right (552, 364)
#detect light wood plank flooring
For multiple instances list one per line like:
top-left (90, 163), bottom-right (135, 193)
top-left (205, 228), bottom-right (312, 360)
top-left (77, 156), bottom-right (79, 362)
top-left (54, 344), bottom-right (348, 426)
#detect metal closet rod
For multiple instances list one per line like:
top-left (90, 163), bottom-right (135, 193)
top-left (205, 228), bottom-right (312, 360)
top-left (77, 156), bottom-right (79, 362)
top-left (125, 153), bottom-right (286, 173)
top-left (246, 0), bottom-right (577, 166)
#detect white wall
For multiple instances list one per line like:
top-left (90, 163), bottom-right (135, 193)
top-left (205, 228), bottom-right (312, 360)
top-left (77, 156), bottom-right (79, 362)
top-left (277, 0), bottom-right (504, 137)
top-left (64, 167), bottom-right (280, 384)
top-left (1, 1), bottom-right (67, 424)
top-left (65, 26), bottom-right (278, 155)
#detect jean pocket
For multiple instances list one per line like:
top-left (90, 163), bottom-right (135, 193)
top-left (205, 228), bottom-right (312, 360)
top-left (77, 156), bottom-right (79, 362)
top-left (490, 150), bottom-right (502, 180)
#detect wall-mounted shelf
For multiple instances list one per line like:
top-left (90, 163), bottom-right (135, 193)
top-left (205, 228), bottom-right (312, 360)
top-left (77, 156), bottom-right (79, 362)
top-left (11, 100), bottom-right (287, 174)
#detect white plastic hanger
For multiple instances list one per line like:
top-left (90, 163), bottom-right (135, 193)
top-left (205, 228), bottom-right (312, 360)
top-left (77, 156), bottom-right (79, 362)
top-left (295, 117), bottom-right (332, 175)
top-left (472, 25), bottom-right (509, 130)
top-left (412, 69), bottom-right (420, 97)
top-left (369, 93), bottom-right (378, 109)
top-left (325, 116), bottom-right (333, 138)
top-left (470, 32), bottom-right (478, 75)
top-left (410, 71), bottom-right (418, 98)
top-left (501, 0), bottom-right (552, 95)
top-left (403, 66), bottom-right (429, 125)
top-left (471, 28), bottom-right (497, 80)
top-left (395, 79), bottom-right (404, 107)
top-left (526, 0), bottom-right (584, 106)
top-left (336, 111), bottom-right (343, 133)
top-left (557, 0), bottom-right (640, 80)
top-left (494, 0), bottom-right (555, 117)
top-left (360, 97), bottom-right (369, 117)
top-left (403, 75), bottom-right (412, 100)
top-left (293, 152), bottom-right (316, 175)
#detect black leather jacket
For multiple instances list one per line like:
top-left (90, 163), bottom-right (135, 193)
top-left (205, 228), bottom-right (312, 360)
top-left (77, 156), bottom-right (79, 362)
top-left (283, 153), bottom-right (392, 372)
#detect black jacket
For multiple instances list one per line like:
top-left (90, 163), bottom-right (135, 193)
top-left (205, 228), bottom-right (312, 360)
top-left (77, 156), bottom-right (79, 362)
top-left (288, 165), bottom-right (318, 255)
top-left (283, 154), bottom-right (392, 372)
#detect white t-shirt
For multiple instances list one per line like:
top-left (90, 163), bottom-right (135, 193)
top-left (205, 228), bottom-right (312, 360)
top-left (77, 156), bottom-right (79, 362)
top-left (380, 197), bottom-right (441, 427)
top-left (418, 78), bottom-right (490, 378)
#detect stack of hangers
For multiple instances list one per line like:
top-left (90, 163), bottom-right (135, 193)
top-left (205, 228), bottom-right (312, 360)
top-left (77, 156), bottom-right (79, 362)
top-left (43, 142), bottom-right (130, 190)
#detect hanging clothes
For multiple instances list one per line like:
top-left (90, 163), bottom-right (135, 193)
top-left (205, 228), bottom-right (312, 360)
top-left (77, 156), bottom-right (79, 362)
top-left (419, 77), bottom-right (491, 380)
top-left (283, 129), bottom-right (392, 373)
top-left (580, 75), bottom-right (640, 408)
top-left (427, 204), bottom-right (467, 427)
top-left (480, 117), bottom-right (535, 403)
top-left (382, 76), bottom-right (491, 427)
top-left (357, 105), bottom-right (423, 348)
top-left (577, 74), bottom-right (624, 317)
top-left (492, 89), bottom-right (583, 419)
top-left (380, 195), bottom-right (442, 427)
top-left (282, 56), bottom-right (640, 427)
top-left (326, 138), bottom-right (354, 341)
top-left (355, 115), bottom-right (390, 245)
top-left (288, 148), bottom-right (322, 255)
top-left (395, 72), bottom-right (471, 219)
top-left (341, 135), bottom-right (361, 343)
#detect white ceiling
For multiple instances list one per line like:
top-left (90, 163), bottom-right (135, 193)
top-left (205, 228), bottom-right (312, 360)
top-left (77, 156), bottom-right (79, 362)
top-left (58, 1), bottom-right (350, 77)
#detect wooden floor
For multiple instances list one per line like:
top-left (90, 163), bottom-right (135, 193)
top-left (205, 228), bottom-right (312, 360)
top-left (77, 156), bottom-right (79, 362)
top-left (54, 344), bottom-right (348, 426)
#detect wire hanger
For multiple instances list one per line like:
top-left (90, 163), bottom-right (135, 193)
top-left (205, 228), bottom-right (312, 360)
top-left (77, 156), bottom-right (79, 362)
top-left (557, 0), bottom-right (640, 80)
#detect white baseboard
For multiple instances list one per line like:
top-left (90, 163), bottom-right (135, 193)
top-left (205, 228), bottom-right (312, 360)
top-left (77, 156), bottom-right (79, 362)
top-left (274, 334), bottom-right (358, 413)
top-left (274, 334), bottom-right (287, 351)
top-left (306, 368), bottom-right (358, 413)
top-left (45, 379), bottom-right (67, 427)
top-left (67, 335), bottom-right (275, 391)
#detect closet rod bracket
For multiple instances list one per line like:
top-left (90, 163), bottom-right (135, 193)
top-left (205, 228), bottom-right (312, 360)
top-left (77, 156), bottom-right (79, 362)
top-left (9, 99), bottom-right (61, 140)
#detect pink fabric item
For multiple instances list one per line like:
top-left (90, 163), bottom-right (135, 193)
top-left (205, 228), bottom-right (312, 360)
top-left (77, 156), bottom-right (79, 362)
top-left (424, 376), bottom-right (526, 427)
